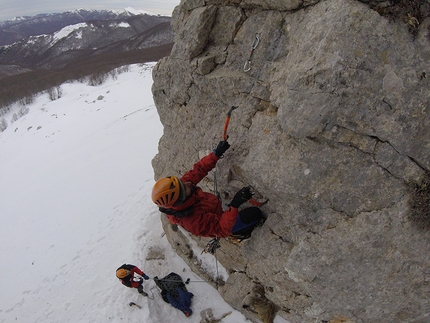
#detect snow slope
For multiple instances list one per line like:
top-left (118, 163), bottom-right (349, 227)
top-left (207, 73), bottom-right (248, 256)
top-left (0, 63), bottom-right (288, 323)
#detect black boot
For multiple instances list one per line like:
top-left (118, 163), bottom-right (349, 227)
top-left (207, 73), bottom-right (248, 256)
top-left (137, 285), bottom-right (148, 297)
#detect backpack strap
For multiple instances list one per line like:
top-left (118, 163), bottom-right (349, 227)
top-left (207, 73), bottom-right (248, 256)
top-left (159, 207), bottom-right (194, 218)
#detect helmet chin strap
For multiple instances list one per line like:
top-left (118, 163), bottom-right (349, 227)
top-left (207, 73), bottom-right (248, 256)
top-left (176, 180), bottom-right (186, 204)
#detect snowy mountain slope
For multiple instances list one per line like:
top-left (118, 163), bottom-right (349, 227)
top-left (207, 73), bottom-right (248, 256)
top-left (0, 63), bottom-right (258, 323)
top-left (0, 10), bottom-right (173, 70)
top-left (1, 21), bottom-right (137, 67)
top-left (0, 8), bottom-right (169, 46)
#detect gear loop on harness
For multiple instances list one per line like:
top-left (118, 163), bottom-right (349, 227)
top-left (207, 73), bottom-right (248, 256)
top-left (244, 33), bottom-right (260, 72)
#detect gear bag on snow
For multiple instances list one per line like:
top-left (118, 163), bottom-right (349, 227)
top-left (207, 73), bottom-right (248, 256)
top-left (154, 272), bottom-right (194, 316)
top-left (154, 272), bottom-right (189, 303)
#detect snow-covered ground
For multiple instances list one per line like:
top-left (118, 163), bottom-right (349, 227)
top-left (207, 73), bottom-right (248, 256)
top-left (0, 63), bottom-right (288, 323)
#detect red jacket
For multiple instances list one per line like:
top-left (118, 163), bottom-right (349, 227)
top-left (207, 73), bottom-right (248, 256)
top-left (165, 152), bottom-right (239, 238)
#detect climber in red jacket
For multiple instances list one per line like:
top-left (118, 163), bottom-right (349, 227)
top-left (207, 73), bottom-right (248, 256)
top-left (116, 264), bottom-right (150, 296)
top-left (151, 140), bottom-right (263, 238)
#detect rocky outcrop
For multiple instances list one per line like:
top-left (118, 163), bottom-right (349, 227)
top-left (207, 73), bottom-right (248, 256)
top-left (151, 0), bottom-right (430, 322)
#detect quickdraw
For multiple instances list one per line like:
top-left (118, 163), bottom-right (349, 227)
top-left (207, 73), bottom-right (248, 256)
top-left (202, 237), bottom-right (221, 255)
top-left (202, 237), bottom-right (222, 287)
top-left (243, 33), bottom-right (260, 72)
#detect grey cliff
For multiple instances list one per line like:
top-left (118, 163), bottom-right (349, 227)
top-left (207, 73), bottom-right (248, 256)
top-left (151, 0), bottom-right (430, 322)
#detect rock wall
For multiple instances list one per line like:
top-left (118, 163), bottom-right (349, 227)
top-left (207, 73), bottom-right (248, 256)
top-left (151, 0), bottom-right (430, 322)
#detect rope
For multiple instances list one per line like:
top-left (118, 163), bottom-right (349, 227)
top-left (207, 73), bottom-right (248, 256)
top-left (214, 168), bottom-right (221, 200)
top-left (210, 147), bottom-right (221, 287)
top-left (213, 243), bottom-right (220, 288)
top-left (150, 278), bottom-right (216, 284)
top-left (148, 274), bottom-right (232, 286)
top-left (146, 286), bottom-right (157, 300)
top-left (213, 143), bottom-right (221, 200)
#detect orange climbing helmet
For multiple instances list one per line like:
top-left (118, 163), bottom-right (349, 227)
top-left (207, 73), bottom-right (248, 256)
top-left (116, 269), bottom-right (131, 279)
top-left (152, 176), bottom-right (185, 208)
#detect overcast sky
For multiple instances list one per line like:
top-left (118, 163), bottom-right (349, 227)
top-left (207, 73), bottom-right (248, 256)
top-left (0, 0), bottom-right (181, 21)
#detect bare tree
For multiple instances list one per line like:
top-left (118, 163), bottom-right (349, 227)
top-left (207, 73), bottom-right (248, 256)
top-left (0, 118), bottom-right (8, 132)
top-left (47, 86), bottom-right (63, 101)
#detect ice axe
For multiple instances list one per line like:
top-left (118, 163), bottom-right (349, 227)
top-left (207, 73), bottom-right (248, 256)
top-left (129, 302), bottom-right (142, 309)
top-left (221, 107), bottom-right (269, 207)
top-left (213, 107), bottom-right (238, 200)
top-left (223, 106), bottom-right (238, 140)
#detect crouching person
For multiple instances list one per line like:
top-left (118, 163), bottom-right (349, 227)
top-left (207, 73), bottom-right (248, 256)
top-left (116, 263), bottom-right (150, 296)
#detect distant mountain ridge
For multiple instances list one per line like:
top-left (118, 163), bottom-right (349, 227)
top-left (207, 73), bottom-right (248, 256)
top-left (0, 8), bottom-right (174, 108)
top-left (0, 8), bottom-right (168, 46)
top-left (0, 17), bottom-right (172, 69)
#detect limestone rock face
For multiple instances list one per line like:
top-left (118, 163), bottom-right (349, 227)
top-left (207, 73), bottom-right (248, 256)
top-left (151, 0), bottom-right (430, 322)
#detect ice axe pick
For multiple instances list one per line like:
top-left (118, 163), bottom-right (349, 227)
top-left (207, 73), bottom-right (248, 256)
top-left (223, 106), bottom-right (238, 140)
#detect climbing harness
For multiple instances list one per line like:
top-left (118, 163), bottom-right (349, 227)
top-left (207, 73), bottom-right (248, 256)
top-left (243, 33), bottom-right (260, 72)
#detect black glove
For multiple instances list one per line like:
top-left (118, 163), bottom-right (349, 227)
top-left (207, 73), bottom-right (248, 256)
top-left (229, 186), bottom-right (253, 208)
top-left (214, 140), bottom-right (230, 157)
top-left (142, 274), bottom-right (149, 280)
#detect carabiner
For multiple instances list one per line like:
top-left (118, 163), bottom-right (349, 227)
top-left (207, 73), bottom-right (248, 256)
top-left (251, 33), bottom-right (260, 50)
top-left (244, 60), bottom-right (251, 72)
top-left (244, 33), bottom-right (260, 72)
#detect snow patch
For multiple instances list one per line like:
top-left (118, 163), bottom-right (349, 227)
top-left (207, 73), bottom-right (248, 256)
top-left (111, 22), bottom-right (131, 28)
top-left (53, 23), bottom-right (87, 42)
